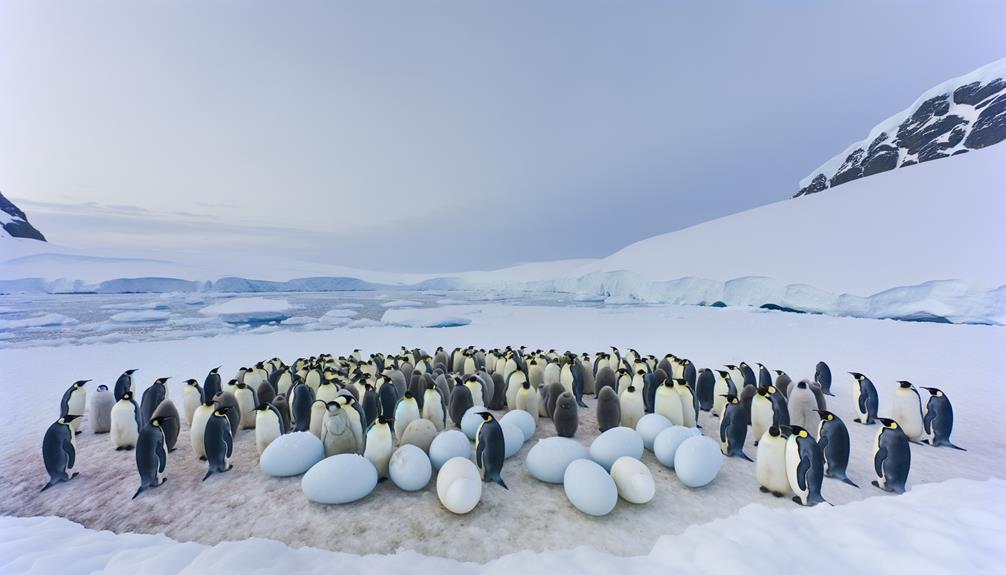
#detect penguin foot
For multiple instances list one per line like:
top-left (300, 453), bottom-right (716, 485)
top-left (132, 487), bottom-right (145, 500)
top-left (69, 472), bottom-right (78, 480)
top-left (739, 451), bottom-right (754, 462)
top-left (759, 486), bottom-right (769, 493)
top-left (75, 431), bottom-right (82, 435)
top-left (576, 401), bottom-right (587, 408)
top-left (199, 456), bottom-right (207, 461)
top-left (841, 476), bottom-right (860, 489)
top-left (772, 492), bottom-right (784, 498)
top-left (791, 496), bottom-right (804, 506)
top-left (202, 471), bottom-right (213, 481)
top-left (40, 482), bottom-right (53, 493)
top-left (754, 441), bottom-right (759, 447)
top-left (115, 446), bottom-right (124, 451)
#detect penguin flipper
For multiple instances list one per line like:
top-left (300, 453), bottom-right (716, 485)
top-left (63, 437), bottom-right (76, 469)
top-left (874, 446), bottom-right (887, 478)
top-left (946, 442), bottom-right (967, 452)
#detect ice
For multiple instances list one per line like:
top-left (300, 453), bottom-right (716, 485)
top-left (0, 313), bottom-right (78, 330)
top-left (199, 297), bottom-right (296, 323)
top-left (381, 307), bottom-right (472, 328)
top-left (108, 311), bottom-right (173, 323)
top-left (99, 302), bottom-right (169, 311)
top-left (381, 299), bottom-right (424, 308)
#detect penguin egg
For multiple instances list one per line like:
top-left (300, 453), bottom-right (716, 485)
top-left (460, 407), bottom-right (485, 440)
top-left (436, 457), bottom-right (482, 514)
top-left (500, 420), bottom-right (525, 459)
top-left (389, 444), bottom-right (433, 491)
top-left (260, 432), bottom-right (325, 477)
top-left (302, 453), bottom-right (378, 504)
top-left (500, 409), bottom-right (536, 442)
top-left (652, 426), bottom-right (701, 469)
top-left (589, 426), bottom-right (644, 471)
top-left (526, 437), bottom-right (589, 484)
top-left (635, 413), bottom-right (673, 451)
top-left (563, 459), bottom-right (618, 516)
top-left (610, 456), bottom-right (656, 504)
top-left (401, 419), bottom-right (438, 453)
top-left (673, 436), bottom-right (723, 488)
top-left (429, 430), bottom-right (472, 470)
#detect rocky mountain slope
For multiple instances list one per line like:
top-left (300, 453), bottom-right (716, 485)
top-left (0, 192), bottom-right (46, 241)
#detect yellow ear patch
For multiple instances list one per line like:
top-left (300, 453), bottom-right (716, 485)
top-left (799, 430), bottom-right (809, 438)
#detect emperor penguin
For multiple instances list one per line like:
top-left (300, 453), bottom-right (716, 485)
top-left (182, 379), bottom-right (202, 424)
top-left (114, 369), bottom-right (138, 402)
top-left (316, 379), bottom-right (340, 405)
top-left (202, 407), bottom-right (234, 480)
top-left (719, 394), bottom-right (751, 461)
top-left (712, 370), bottom-right (737, 418)
top-left (756, 363), bottom-right (773, 388)
top-left (588, 381), bottom-right (617, 431)
top-left (90, 384), bottom-right (114, 434)
top-left (815, 361), bottom-right (834, 396)
top-left (569, 359), bottom-right (587, 408)
top-left (360, 384), bottom-right (379, 429)
top-left (756, 426), bottom-right (791, 497)
top-left (619, 385), bottom-right (645, 429)
top-left (256, 378), bottom-right (276, 407)
top-left (515, 380), bottom-right (540, 419)
top-left (290, 382), bottom-right (316, 433)
top-left (133, 416), bottom-right (169, 499)
top-left (787, 380), bottom-right (820, 433)
top-left (849, 372), bottom-right (879, 425)
top-left (642, 370), bottom-right (662, 414)
top-left (364, 417), bottom-right (395, 479)
top-left (920, 387), bottom-right (965, 450)
top-left (696, 368), bottom-right (716, 412)
top-left (543, 362), bottom-right (562, 388)
top-left (489, 371), bottom-right (507, 410)
top-left (674, 379), bottom-right (698, 428)
top-left (619, 369), bottom-right (638, 395)
top-left (41, 416), bottom-right (79, 491)
top-left (214, 391), bottom-right (241, 437)
top-left (891, 381), bottom-right (925, 443)
top-left (189, 399), bottom-right (215, 459)
top-left (322, 402), bottom-right (358, 457)
top-left (475, 412), bottom-right (508, 489)
top-left (202, 366), bottom-right (222, 402)
top-left (559, 359), bottom-right (575, 393)
top-left (254, 403), bottom-right (285, 455)
top-left (448, 383), bottom-right (473, 429)
top-left (378, 378), bottom-right (400, 421)
top-left (110, 391), bottom-right (141, 450)
top-left (139, 377), bottom-right (169, 425)
top-left (59, 379), bottom-right (89, 435)
top-left (394, 392), bottom-right (421, 442)
top-left (545, 382), bottom-right (565, 418)
top-left (421, 382), bottom-right (446, 431)
top-left (774, 370), bottom-right (793, 398)
top-left (872, 418), bottom-right (911, 494)
top-left (815, 410), bottom-right (858, 487)
top-left (151, 399), bottom-right (180, 451)
top-left (336, 393), bottom-right (367, 453)
top-left (309, 399), bottom-right (328, 438)
top-left (463, 376), bottom-right (485, 408)
top-left (234, 382), bottom-right (258, 430)
top-left (273, 367), bottom-right (294, 398)
top-left (272, 394), bottom-right (291, 432)
top-left (581, 353), bottom-right (596, 395)
top-left (785, 425), bottom-right (828, 506)
top-left (553, 392), bottom-right (579, 437)
top-left (654, 379), bottom-right (684, 426)
top-left (594, 366), bottom-right (616, 397)
top-left (506, 370), bottom-right (529, 409)
top-left (751, 386), bottom-right (776, 446)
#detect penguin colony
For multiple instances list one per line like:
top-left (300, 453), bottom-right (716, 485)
top-left (41, 347), bottom-right (965, 509)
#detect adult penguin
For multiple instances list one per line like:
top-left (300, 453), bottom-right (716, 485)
top-left (849, 372), bottom-right (879, 425)
top-left (891, 381), bottom-right (925, 443)
top-left (712, 371), bottom-right (737, 418)
top-left (290, 382), bottom-right (316, 432)
top-left (90, 384), bottom-right (114, 434)
top-left (189, 399), bottom-right (215, 460)
top-left (774, 370), bottom-right (793, 398)
top-left (477, 371), bottom-right (495, 408)
top-left (41, 416), bottom-right (79, 491)
top-left (463, 375), bottom-right (485, 408)
top-left (872, 418), bottom-right (911, 494)
top-left (394, 392), bottom-right (421, 442)
top-left (489, 371), bottom-right (507, 410)
top-left (553, 392), bottom-right (579, 437)
top-left (114, 369), bottom-right (138, 402)
top-left (569, 359), bottom-right (587, 408)
top-left (151, 399), bottom-right (180, 451)
top-left (234, 382), bottom-right (258, 430)
top-left (815, 410), bottom-right (858, 487)
top-left (674, 379), bottom-right (698, 428)
top-left (203, 366), bottom-right (222, 402)
top-left (361, 384), bottom-right (379, 429)
top-left (785, 425), bottom-right (828, 506)
top-left (756, 426), bottom-right (790, 498)
top-left (619, 385), bottom-right (645, 429)
top-left (59, 379), bottom-right (89, 434)
top-left (337, 393), bottom-right (367, 453)
top-left (408, 371), bottom-right (426, 410)
top-left (273, 366), bottom-right (294, 398)
top-left (272, 394), bottom-right (291, 432)
top-left (596, 386), bottom-right (621, 432)
top-left (475, 412), bottom-right (508, 489)
top-left (140, 377), bottom-right (169, 425)
top-left (751, 386), bottom-right (777, 446)
top-left (448, 383), bottom-right (473, 429)
top-left (182, 379), bottom-right (202, 424)
top-left (655, 379), bottom-right (684, 426)
top-left (256, 378), bottom-right (276, 407)
top-left (378, 378), bottom-right (400, 423)
top-left (738, 362), bottom-right (757, 389)
top-left (214, 391), bottom-right (241, 437)
top-left (719, 394), bottom-right (751, 461)
top-left (756, 363), bottom-right (773, 389)
top-left (514, 380), bottom-right (540, 418)
top-left (133, 415), bottom-right (169, 499)
top-left (787, 380), bottom-right (820, 433)
top-left (414, 382), bottom-right (440, 432)
top-left (920, 387), bottom-right (965, 450)
top-left (203, 407), bottom-right (234, 481)
top-left (364, 416), bottom-right (394, 479)
top-left (815, 361), bottom-right (834, 396)
top-left (642, 370), bottom-right (661, 414)
top-left (254, 403), bottom-right (285, 455)
top-left (111, 391), bottom-right (141, 450)
top-left (696, 368), bottom-right (716, 412)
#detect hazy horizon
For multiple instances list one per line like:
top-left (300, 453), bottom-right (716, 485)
top-left (2, 1), bottom-right (1004, 272)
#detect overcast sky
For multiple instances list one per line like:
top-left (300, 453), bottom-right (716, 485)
top-left (1, 1), bottom-right (1003, 272)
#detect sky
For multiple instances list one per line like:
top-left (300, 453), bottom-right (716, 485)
top-left (1, 1), bottom-right (1004, 272)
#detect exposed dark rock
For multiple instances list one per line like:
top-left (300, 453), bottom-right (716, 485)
top-left (0, 191), bottom-right (46, 241)
top-left (964, 94), bottom-right (1006, 149)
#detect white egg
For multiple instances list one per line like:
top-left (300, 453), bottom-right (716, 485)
top-left (563, 458), bottom-right (618, 516)
top-left (460, 406), bottom-right (487, 440)
top-left (635, 413), bottom-right (673, 451)
top-left (500, 409), bottom-right (536, 441)
top-left (302, 454), bottom-right (377, 504)
top-left (653, 426), bottom-right (701, 468)
top-left (260, 432), bottom-right (325, 477)
top-left (389, 444), bottom-right (433, 491)
top-left (610, 456), bottom-right (655, 504)
top-left (400, 418), bottom-right (438, 453)
top-left (500, 420), bottom-right (525, 459)
top-left (589, 426), bottom-right (644, 471)
top-left (428, 430), bottom-right (471, 470)
top-left (436, 456), bottom-right (482, 514)
top-left (526, 437), bottom-right (590, 484)
top-left (674, 435), bottom-right (723, 488)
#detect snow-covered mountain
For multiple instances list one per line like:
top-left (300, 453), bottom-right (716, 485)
top-left (795, 58), bottom-right (1006, 197)
top-left (0, 192), bottom-right (46, 241)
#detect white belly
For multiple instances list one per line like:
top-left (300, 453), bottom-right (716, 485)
top-left (463, 357), bottom-right (476, 375)
top-left (852, 380), bottom-right (866, 418)
top-left (183, 388), bottom-right (201, 423)
top-left (236, 390), bottom-right (256, 429)
top-left (712, 378), bottom-right (729, 417)
top-left (655, 390), bottom-right (683, 425)
top-left (515, 388), bottom-right (539, 418)
top-left (110, 404), bottom-right (138, 447)
top-left (309, 404), bottom-right (327, 438)
top-left (364, 430), bottom-right (393, 478)
top-left (423, 397), bottom-right (445, 431)
top-left (190, 407), bottom-right (211, 458)
top-left (255, 413), bottom-right (281, 455)
top-left (68, 391), bottom-right (86, 416)
top-left (892, 392), bottom-right (924, 440)
top-left (394, 405), bottom-right (419, 442)
top-left (560, 367), bottom-right (574, 393)
top-left (466, 383), bottom-right (484, 406)
top-left (757, 437), bottom-right (791, 495)
top-left (785, 438), bottom-right (807, 500)
top-left (544, 364), bottom-right (561, 386)
top-left (620, 395), bottom-right (644, 428)
top-left (872, 430), bottom-right (885, 486)
top-left (677, 389), bottom-right (696, 427)
top-left (751, 397), bottom-right (773, 442)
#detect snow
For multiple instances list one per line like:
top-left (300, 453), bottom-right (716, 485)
top-left (381, 307), bottom-right (473, 328)
top-left (381, 299), bottom-right (424, 308)
top-left (1, 303), bottom-right (1002, 564)
top-left (0, 313), bottom-right (78, 330)
top-left (199, 297), bottom-right (296, 323)
top-left (108, 311), bottom-right (173, 323)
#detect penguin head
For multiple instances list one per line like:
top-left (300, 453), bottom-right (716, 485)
top-left (739, 362), bottom-right (749, 369)
top-left (213, 407), bottom-right (231, 417)
top-left (897, 380), bottom-right (914, 389)
top-left (878, 418), bottom-right (900, 430)
top-left (59, 415), bottom-right (80, 425)
top-left (236, 382), bottom-right (247, 390)
top-left (210, 366), bottom-right (221, 374)
top-left (920, 387), bottom-right (944, 397)
top-left (150, 415), bottom-right (173, 427)
top-left (125, 369), bottom-right (139, 375)
top-left (715, 370), bottom-right (730, 379)
top-left (756, 385), bottom-right (769, 396)
top-left (721, 394), bottom-right (738, 404)
top-left (155, 377), bottom-right (169, 385)
top-left (521, 381), bottom-right (531, 389)
top-left (849, 372), bottom-right (864, 381)
top-left (796, 380), bottom-right (808, 389)
top-left (626, 385), bottom-right (636, 393)
top-left (662, 379), bottom-right (674, 387)
top-left (636, 369), bottom-right (646, 376)
top-left (227, 379), bottom-right (239, 387)
top-left (325, 401), bottom-right (341, 413)
top-left (255, 403), bottom-right (271, 411)
top-left (814, 409), bottom-right (836, 421)
top-left (403, 391), bottom-right (413, 400)
top-left (477, 411), bottom-right (494, 422)
top-left (121, 392), bottom-right (133, 401)
top-left (674, 379), bottom-right (689, 388)
top-left (789, 425), bottom-right (810, 439)
top-left (773, 370), bottom-right (784, 376)
top-left (97, 384), bottom-right (109, 392)
top-left (185, 379), bottom-right (198, 386)
top-left (767, 426), bottom-right (782, 438)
